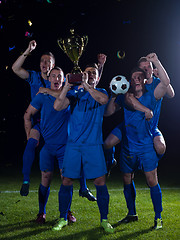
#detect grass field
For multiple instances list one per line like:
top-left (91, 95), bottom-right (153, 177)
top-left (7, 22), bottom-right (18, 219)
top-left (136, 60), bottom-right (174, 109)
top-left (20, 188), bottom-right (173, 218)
top-left (0, 164), bottom-right (180, 240)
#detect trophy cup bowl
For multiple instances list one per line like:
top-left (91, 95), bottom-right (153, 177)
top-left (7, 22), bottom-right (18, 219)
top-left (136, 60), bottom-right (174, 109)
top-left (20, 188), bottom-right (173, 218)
top-left (57, 29), bottom-right (88, 84)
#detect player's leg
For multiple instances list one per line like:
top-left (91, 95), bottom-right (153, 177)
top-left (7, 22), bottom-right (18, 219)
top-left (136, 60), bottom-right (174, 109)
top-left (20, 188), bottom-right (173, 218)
top-left (57, 144), bottom-right (76, 223)
top-left (144, 168), bottom-right (163, 229)
top-left (119, 172), bottom-right (138, 223)
top-left (53, 177), bottom-right (73, 231)
top-left (20, 127), bottom-right (40, 196)
top-left (53, 144), bottom-right (81, 231)
top-left (36, 145), bottom-right (54, 224)
top-left (103, 127), bottom-right (122, 176)
top-left (36, 171), bottom-right (52, 224)
top-left (153, 135), bottom-right (166, 156)
top-left (94, 175), bottom-right (114, 233)
top-left (153, 128), bottom-right (166, 156)
top-left (82, 145), bottom-right (113, 233)
top-left (118, 149), bottom-right (138, 223)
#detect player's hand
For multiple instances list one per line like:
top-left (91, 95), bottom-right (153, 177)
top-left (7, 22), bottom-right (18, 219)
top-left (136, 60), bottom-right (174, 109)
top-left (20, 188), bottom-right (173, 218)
top-left (65, 74), bottom-right (73, 91)
top-left (153, 68), bottom-right (159, 77)
top-left (28, 40), bottom-right (37, 52)
top-left (146, 53), bottom-right (158, 63)
top-left (38, 87), bottom-right (48, 94)
top-left (97, 53), bottom-right (107, 66)
top-left (145, 109), bottom-right (153, 121)
top-left (81, 72), bottom-right (91, 91)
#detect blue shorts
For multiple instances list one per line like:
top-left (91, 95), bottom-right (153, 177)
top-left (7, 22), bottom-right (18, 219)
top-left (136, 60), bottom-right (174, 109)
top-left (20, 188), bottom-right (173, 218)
top-left (111, 123), bottom-right (123, 141)
top-left (39, 144), bottom-right (66, 172)
top-left (62, 144), bottom-right (107, 179)
top-left (119, 145), bottom-right (159, 173)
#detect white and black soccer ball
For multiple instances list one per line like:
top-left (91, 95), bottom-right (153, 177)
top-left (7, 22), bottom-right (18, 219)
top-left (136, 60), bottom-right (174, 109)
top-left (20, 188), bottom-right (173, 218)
top-left (110, 75), bottom-right (130, 94)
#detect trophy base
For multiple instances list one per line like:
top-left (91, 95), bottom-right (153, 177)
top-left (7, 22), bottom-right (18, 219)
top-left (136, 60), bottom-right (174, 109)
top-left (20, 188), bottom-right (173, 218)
top-left (68, 73), bottom-right (83, 84)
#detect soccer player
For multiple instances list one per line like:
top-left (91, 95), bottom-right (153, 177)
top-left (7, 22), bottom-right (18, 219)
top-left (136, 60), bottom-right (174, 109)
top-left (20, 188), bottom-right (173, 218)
top-left (52, 63), bottom-right (114, 233)
top-left (23, 67), bottom-right (76, 224)
top-left (12, 40), bottom-right (55, 196)
top-left (104, 53), bottom-right (174, 171)
top-left (104, 66), bottom-right (171, 230)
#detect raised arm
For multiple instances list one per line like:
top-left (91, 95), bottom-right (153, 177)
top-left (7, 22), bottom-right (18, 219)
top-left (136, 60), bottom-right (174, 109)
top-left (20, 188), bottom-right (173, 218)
top-left (12, 40), bottom-right (37, 79)
top-left (24, 104), bottom-right (39, 140)
top-left (97, 53), bottom-right (107, 80)
top-left (147, 53), bottom-right (175, 99)
top-left (153, 68), bottom-right (175, 98)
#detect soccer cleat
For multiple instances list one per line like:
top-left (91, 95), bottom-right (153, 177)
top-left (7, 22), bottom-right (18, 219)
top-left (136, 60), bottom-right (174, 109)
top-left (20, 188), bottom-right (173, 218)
top-left (35, 212), bottom-right (46, 224)
top-left (153, 218), bottom-right (163, 230)
top-left (67, 210), bottom-right (76, 223)
top-left (79, 188), bottom-right (97, 201)
top-left (107, 158), bottom-right (117, 177)
top-left (119, 214), bottom-right (138, 224)
top-left (20, 183), bottom-right (29, 196)
top-left (52, 218), bottom-right (68, 231)
top-left (101, 219), bottom-right (114, 233)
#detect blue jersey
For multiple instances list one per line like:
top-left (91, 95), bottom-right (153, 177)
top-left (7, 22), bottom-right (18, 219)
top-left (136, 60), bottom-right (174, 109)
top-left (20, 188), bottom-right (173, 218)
top-left (26, 70), bottom-right (51, 100)
top-left (116, 90), bottom-right (157, 152)
top-left (31, 93), bottom-right (70, 145)
top-left (66, 87), bottom-right (108, 145)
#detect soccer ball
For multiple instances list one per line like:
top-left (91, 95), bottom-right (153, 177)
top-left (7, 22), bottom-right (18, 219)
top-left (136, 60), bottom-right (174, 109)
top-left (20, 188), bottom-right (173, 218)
top-left (110, 75), bottom-right (130, 94)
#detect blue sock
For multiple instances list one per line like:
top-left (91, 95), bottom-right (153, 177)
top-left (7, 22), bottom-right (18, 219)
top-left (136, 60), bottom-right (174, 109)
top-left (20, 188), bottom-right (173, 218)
top-left (124, 181), bottom-right (136, 215)
top-left (38, 184), bottom-right (50, 214)
top-left (22, 138), bottom-right (38, 182)
top-left (95, 184), bottom-right (109, 221)
top-left (150, 184), bottom-right (163, 220)
top-left (79, 170), bottom-right (87, 192)
top-left (59, 184), bottom-right (73, 220)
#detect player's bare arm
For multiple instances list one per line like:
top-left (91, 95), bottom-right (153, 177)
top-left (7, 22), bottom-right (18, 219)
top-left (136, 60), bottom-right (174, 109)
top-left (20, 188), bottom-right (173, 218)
top-left (12, 40), bottom-right (37, 79)
top-left (104, 94), bottom-right (120, 117)
top-left (24, 104), bottom-right (38, 140)
top-left (125, 92), bottom-right (153, 120)
top-left (54, 74), bottom-right (72, 111)
top-left (97, 53), bottom-right (107, 80)
top-left (38, 87), bottom-right (62, 98)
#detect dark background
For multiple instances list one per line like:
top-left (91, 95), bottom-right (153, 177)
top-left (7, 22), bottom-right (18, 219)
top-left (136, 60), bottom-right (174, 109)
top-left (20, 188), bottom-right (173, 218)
top-left (0, 0), bottom-right (179, 178)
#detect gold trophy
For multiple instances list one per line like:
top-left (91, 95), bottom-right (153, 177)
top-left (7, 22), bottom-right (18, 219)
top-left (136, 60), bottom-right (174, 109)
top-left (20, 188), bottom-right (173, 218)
top-left (57, 29), bottom-right (88, 84)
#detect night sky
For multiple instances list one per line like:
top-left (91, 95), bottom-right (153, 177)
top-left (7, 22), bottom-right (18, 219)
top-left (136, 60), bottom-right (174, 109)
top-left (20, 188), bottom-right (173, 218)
top-left (0, 0), bottom-right (180, 176)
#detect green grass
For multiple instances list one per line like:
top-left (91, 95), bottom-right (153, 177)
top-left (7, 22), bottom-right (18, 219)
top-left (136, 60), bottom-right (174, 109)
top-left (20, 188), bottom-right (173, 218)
top-left (0, 165), bottom-right (180, 240)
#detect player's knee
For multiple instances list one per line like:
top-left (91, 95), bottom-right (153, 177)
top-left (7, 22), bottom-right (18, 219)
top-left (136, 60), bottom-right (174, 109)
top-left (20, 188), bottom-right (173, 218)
top-left (63, 177), bottom-right (73, 186)
top-left (94, 175), bottom-right (106, 186)
top-left (154, 136), bottom-right (166, 155)
top-left (154, 142), bottom-right (166, 155)
top-left (41, 171), bottom-right (52, 187)
top-left (123, 173), bottom-right (133, 185)
top-left (103, 140), bottom-right (112, 149)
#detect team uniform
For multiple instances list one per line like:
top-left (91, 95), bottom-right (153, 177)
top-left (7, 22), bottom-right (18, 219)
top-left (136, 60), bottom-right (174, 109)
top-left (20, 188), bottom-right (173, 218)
top-left (115, 87), bottom-right (163, 222)
top-left (58, 86), bottom-right (110, 225)
top-left (116, 89), bottom-right (160, 173)
top-left (62, 86), bottom-right (107, 179)
top-left (30, 93), bottom-right (70, 215)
